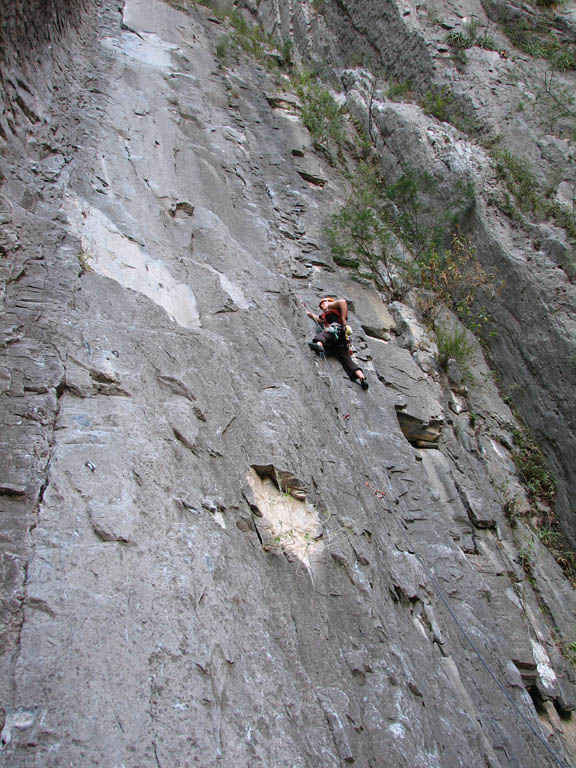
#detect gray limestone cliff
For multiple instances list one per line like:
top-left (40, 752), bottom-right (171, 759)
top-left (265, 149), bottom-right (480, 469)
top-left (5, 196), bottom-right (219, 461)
top-left (1, 1), bottom-right (576, 767)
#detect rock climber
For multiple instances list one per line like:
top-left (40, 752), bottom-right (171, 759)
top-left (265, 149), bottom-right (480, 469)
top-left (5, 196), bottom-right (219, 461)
top-left (307, 297), bottom-right (368, 390)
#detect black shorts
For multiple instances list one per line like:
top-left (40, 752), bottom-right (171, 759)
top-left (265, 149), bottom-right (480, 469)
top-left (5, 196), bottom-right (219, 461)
top-left (313, 330), bottom-right (362, 380)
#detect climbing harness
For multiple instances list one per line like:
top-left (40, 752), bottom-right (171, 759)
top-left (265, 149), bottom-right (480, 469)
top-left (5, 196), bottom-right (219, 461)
top-left (326, 321), bottom-right (345, 343)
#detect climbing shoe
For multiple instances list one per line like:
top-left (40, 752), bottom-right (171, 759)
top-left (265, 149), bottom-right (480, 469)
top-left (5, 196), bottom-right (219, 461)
top-left (359, 378), bottom-right (369, 390)
top-left (309, 341), bottom-right (324, 355)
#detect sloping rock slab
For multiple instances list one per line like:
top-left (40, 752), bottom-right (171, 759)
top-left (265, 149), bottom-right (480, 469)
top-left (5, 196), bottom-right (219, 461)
top-left (372, 343), bottom-right (444, 444)
top-left (292, 155), bottom-right (327, 187)
top-left (348, 284), bottom-right (396, 340)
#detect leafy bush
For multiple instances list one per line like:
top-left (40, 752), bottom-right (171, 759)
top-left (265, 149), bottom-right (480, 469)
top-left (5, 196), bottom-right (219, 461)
top-left (385, 167), bottom-right (436, 247)
top-left (216, 35), bottom-right (232, 62)
top-left (281, 38), bottom-right (294, 69)
top-left (209, 6), bottom-right (284, 67)
top-left (476, 34), bottom-right (497, 51)
top-left (325, 161), bottom-right (491, 309)
top-left (493, 148), bottom-right (540, 214)
top-left (419, 236), bottom-right (495, 331)
top-left (447, 31), bottom-right (474, 51)
top-left (325, 162), bottom-right (433, 298)
top-left (558, 641), bottom-right (576, 667)
top-left (386, 79), bottom-right (415, 101)
top-left (539, 69), bottom-right (576, 137)
top-left (511, 426), bottom-right (556, 503)
top-left (294, 73), bottom-right (346, 149)
top-left (78, 250), bottom-right (93, 275)
top-left (446, 17), bottom-right (497, 53)
top-left (422, 85), bottom-right (454, 122)
top-left (325, 162), bottom-right (402, 292)
top-left (503, 17), bottom-right (576, 71)
top-left (434, 323), bottom-right (475, 371)
top-left (467, 17), bottom-right (496, 47)
top-left (492, 147), bottom-right (576, 254)
top-left (228, 10), bottom-right (269, 59)
top-left (421, 85), bottom-right (482, 135)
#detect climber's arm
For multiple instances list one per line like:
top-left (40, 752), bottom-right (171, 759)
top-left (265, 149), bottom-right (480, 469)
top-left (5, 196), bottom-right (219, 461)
top-left (327, 299), bottom-right (348, 323)
top-left (306, 310), bottom-right (321, 324)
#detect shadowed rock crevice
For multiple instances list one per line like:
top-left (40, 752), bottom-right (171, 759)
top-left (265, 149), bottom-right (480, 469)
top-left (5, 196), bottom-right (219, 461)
top-left (244, 466), bottom-right (323, 567)
top-left (395, 408), bottom-right (443, 448)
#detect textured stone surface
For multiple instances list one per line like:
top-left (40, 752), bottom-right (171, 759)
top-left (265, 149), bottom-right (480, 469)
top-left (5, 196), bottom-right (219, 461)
top-left (248, 0), bottom-right (576, 547)
top-left (1, 1), bottom-right (576, 767)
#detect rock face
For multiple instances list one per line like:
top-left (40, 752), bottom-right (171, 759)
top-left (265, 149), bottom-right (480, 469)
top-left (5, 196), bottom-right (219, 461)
top-left (1, 1), bottom-right (576, 767)
top-left (245, 0), bottom-right (576, 548)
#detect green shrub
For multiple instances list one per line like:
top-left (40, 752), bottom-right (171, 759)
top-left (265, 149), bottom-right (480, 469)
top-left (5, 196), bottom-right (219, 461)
top-left (385, 167), bottom-right (436, 247)
top-left (503, 496), bottom-right (522, 526)
top-left (422, 85), bottom-right (454, 122)
top-left (503, 17), bottom-right (576, 71)
top-left (434, 323), bottom-right (475, 371)
top-left (447, 31), bottom-right (474, 50)
top-left (386, 79), bottom-right (415, 101)
top-left (227, 10), bottom-right (269, 60)
top-left (476, 34), bottom-right (497, 51)
top-left (492, 147), bottom-right (576, 260)
top-left (294, 73), bottom-right (346, 149)
top-left (418, 236), bottom-right (495, 331)
top-left (446, 18), bottom-right (497, 62)
top-left (216, 35), bottom-right (232, 62)
top-left (325, 163), bottom-right (399, 290)
top-left (78, 250), bottom-right (93, 275)
top-left (518, 542), bottom-right (536, 576)
top-left (511, 426), bottom-right (556, 503)
top-left (420, 85), bottom-right (481, 134)
top-left (325, 161), bottom-right (489, 306)
top-left (209, 6), bottom-right (285, 66)
top-left (325, 162), bottom-right (415, 297)
top-left (281, 38), bottom-right (293, 69)
top-left (558, 641), bottom-right (576, 667)
top-left (540, 69), bottom-right (576, 130)
top-left (493, 148), bottom-right (540, 214)
top-left (551, 47), bottom-right (576, 72)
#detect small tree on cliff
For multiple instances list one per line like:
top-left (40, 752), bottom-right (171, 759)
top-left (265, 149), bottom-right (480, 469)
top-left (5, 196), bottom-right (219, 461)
top-left (325, 160), bottom-right (493, 331)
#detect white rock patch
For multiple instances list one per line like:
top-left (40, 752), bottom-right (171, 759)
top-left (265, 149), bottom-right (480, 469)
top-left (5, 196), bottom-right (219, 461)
top-left (66, 198), bottom-right (200, 328)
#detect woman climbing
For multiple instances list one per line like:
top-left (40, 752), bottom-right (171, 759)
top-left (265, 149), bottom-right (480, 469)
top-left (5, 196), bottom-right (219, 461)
top-left (306, 297), bottom-right (369, 390)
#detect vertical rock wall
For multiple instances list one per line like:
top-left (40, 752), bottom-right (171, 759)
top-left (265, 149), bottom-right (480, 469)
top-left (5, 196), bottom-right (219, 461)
top-left (0, 0), bottom-right (108, 752)
top-left (1, 1), bottom-right (575, 767)
top-left (244, 0), bottom-right (576, 546)
top-left (0, 0), bottom-right (91, 142)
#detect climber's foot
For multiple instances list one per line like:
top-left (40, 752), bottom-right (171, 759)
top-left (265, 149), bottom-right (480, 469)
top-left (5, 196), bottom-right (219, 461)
top-left (309, 341), bottom-right (324, 355)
